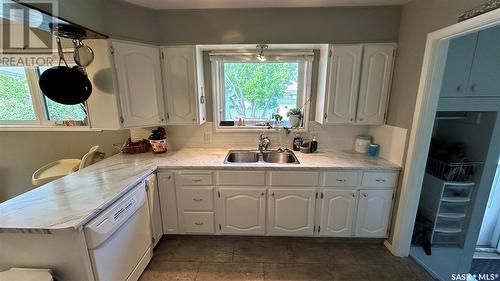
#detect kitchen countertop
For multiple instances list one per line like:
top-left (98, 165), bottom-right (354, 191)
top-left (0, 148), bottom-right (400, 234)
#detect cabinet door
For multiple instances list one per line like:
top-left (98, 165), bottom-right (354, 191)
top-left (217, 188), bottom-right (266, 235)
top-left (355, 189), bottom-right (393, 238)
top-left (325, 45), bottom-right (362, 124)
top-left (356, 45), bottom-right (394, 125)
top-left (162, 46), bottom-right (199, 124)
top-left (467, 25), bottom-right (500, 97)
top-left (440, 33), bottom-right (478, 97)
top-left (146, 174), bottom-right (163, 246)
top-left (112, 41), bottom-right (166, 128)
top-left (157, 172), bottom-right (179, 234)
top-left (268, 188), bottom-right (316, 236)
top-left (320, 190), bottom-right (358, 237)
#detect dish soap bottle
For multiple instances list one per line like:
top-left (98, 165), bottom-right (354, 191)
top-left (310, 136), bottom-right (318, 153)
top-left (293, 133), bottom-right (303, 151)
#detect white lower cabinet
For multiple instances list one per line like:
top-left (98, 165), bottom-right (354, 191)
top-left (268, 188), bottom-right (317, 236)
top-left (159, 170), bottom-right (396, 238)
top-left (354, 189), bottom-right (393, 237)
top-left (217, 188), bottom-right (266, 235)
top-left (320, 189), bottom-right (358, 237)
top-left (157, 172), bottom-right (179, 234)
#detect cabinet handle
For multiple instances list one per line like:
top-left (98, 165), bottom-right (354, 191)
top-left (200, 95), bottom-right (205, 104)
top-left (261, 192), bottom-right (265, 196)
top-left (470, 84), bottom-right (476, 91)
top-left (456, 84), bottom-right (462, 92)
top-left (375, 179), bottom-right (386, 183)
top-left (166, 113), bottom-right (170, 120)
top-left (194, 222), bottom-right (204, 226)
top-left (193, 198), bottom-right (203, 202)
top-left (336, 179), bottom-right (346, 182)
top-left (191, 179), bottom-right (202, 182)
top-left (350, 118), bottom-right (354, 122)
top-left (352, 193), bottom-right (356, 197)
top-left (271, 192), bottom-right (275, 197)
top-left (362, 193), bottom-right (368, 197)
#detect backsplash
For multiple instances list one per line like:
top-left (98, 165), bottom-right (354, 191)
top-left (131, 122), bottom-right (408, 165)
top-left (132, 122), bottom-right (371, 151)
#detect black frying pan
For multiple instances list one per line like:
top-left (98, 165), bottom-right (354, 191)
top-left (39, 37), bottom-right (92, 105)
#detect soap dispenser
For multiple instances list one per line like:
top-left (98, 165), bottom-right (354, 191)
top-left (310, 136), bottom-right (318, 153)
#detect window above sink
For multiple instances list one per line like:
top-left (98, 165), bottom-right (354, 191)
top-left (208, 45), bottom-right (315, 132)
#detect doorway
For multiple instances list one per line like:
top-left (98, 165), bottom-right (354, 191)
top-left (388, 9), bottom-right (500, 281)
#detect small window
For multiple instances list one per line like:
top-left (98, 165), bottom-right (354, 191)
top-left (0, 66), bottom-right (88, 127)
top-left (211, 49), bottom-right (313, 130)
top-left (0, 67), bottom-right (36, 122)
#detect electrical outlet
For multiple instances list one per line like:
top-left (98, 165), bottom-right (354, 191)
top-left (203, 132), bottom-right (211, 144)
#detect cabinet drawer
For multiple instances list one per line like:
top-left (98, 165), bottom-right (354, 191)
top-left (324, 171), bottom-right (359, 187)
top-left (177, 172), bottom-right (213, 186)
top-left (181, 187), bottom-right (213, 210)
top-left (361, 172), bottom-right (398, 187)
top-left (183, 212), bottom-right (214, 233)
top-left (217, 171), bottom-right (265, 186)
top-left (269, 171), bottom-right (319, 186)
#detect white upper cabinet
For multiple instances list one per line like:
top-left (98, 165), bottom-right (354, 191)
top-left (354, 189), bottom-right (393, 238)
top-left (440, 33), bottom-right (478, 97)
top-left (320, 189), bottom-right (358, 237)
top-left (325, 46), bottom-right (362, 124)
top-left (356, 45), bottom-right (394, 125)
top-left (111, 41), bottom-right (166, 128)
top-left (268, 188), bottom-right (316, 236)
top-left (162, 46), bottom-right (206, 125)
top-left (85, 39), bottom-right (121, 130)
top-left (467, 25), bottom-right (500, 97)
top-left (316, 44), bottom-right (395, 125)
top-left (217, 188), bottom-right (266, 235)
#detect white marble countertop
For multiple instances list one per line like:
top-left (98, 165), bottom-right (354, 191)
top-left (0, 148), bottom-right (400, 233)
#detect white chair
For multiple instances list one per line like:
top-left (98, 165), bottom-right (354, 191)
top-left (32, 146), bottom-right (100, 186)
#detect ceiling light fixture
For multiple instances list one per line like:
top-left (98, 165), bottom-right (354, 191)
top-left (256, 44), bottom-right (268, 61)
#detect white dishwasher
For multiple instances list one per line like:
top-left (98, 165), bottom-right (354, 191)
top-left (85, 181), bottom-right (153, 281)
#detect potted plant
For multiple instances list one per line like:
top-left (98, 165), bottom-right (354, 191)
top-left (287, 108), bottom-right (302, 128)
top-left (148, 127), bottom-right (167, 154)
top-left (272, 113), bottom-right (283, 126)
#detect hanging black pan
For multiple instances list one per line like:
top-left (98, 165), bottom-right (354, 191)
top-left (39, 37), bottom-right (92, 105)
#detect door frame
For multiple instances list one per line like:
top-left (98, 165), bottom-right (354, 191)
top-left (388, 9), bottom-right (500, 257)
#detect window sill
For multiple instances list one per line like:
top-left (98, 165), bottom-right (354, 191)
top-left (214, 125), bottom-right (308, 133)
top-left (0, 125), bottom-right (102, 132)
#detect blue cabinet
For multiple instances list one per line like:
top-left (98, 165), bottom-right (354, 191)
top-left (467, 25), bottom-right (500, 97)
top-left (440, 33), bottom-right (477, 97)
top-left (441, 25), bottom-right (500, 98)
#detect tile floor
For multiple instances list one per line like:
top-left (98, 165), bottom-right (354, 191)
top-left (139, 235), bottom-right (435, 281)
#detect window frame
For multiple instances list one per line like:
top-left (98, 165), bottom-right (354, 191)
top-left (0, 66), bottom-right (90, 129)
top-left (210, 49), bottom-right (314, 132)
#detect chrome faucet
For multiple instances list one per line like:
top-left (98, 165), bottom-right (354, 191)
top-left (258, 134), bottom-right (271, 153)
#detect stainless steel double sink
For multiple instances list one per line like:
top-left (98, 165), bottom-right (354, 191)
top-left (224, 149), bottom-right (300, 164)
